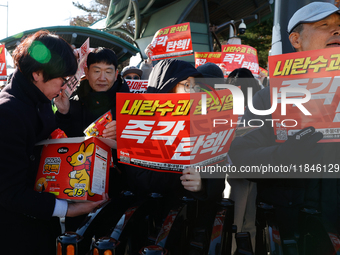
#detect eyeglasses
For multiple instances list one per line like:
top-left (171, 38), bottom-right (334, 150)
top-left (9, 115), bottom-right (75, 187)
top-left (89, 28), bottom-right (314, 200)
top-left (61, 77), bottom-right (69, 86)
top-left (178, 81), bottom-right (201, 93)
top-left (125, 75), bottom-right (140, 80)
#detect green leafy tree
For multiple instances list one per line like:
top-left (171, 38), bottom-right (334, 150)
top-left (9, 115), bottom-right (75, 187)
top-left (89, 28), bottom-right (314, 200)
top-left (214, 18), bottom-right (273, 69)
top-left (70, 1), bottom-right (134, 69)
top-left (239, 18), bottom-right (273, 69)
top-left (71, 0), bottom-right (109, 26)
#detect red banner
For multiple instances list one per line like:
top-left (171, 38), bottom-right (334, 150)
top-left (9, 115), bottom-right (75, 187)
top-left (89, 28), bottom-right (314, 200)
top-left (269, 48), bottom-right (340, 143)
top-left (0, 45), bottom-right (7, 81)
top-left (126, 80), bottom-right (148, 93)
top-left (116, 90), bottom-right (237, 173)
top-left (221, 44), bottom-right (259, 75)
top-left (149, 22), bottom-right (193, 61)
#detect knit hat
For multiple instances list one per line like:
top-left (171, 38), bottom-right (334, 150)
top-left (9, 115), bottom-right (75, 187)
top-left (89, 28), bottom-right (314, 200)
top-left (121, 66), bottom-right (143, 77)
top-left (197, 62), bottom-right (224, 78)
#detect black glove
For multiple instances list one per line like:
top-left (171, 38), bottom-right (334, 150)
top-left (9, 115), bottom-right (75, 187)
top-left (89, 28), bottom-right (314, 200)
top-left (274, 126), bottom-right (323, 165)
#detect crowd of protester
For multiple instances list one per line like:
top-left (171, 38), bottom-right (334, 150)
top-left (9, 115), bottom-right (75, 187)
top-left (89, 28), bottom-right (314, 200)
top-left (2, 2), bottom-right (340, 254)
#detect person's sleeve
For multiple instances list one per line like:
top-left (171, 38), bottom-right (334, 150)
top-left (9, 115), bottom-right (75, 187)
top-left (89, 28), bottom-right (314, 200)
top-left (55, 99), bottom-right (82, 137)
top-left (52, 199), bottom-right (68, 217)
top-left (55, 110), bottom-right (72, 127)
top-left (140, 61), bottom-right (153, 80)
top-left (189, 178), bottom-right (225, 202)
top-left (228, 86), bottom-right (280, 167)
top-left (229, 126), bottom-right (279, 167)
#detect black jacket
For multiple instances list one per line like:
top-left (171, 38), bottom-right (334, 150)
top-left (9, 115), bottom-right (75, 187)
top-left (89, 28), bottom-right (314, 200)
top-left (0, 69), bottom-right (60, 255)
top-left (229, 86), bottom-right (340, 234)
top-left (55, 74), bottom-right (130, 233)
top-left (56, 74), bottom-right (130, 198)
top-left (126, 59), bottom-right (224, 202)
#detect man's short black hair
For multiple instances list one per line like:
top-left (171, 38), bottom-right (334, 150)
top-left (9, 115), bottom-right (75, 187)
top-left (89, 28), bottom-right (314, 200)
top-left (87, 47), bottom-right (118, 70)
top-left (12, 30), bottom-right (78, 83)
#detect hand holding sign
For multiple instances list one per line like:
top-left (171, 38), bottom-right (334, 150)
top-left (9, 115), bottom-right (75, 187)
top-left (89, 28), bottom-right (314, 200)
top-left (103, 120), bottom-right (117, 141)
top-left (180, 167), bottom-right (202, 192)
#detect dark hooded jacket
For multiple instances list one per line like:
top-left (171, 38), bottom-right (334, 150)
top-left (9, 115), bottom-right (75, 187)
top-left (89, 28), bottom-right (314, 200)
top-left (126, 59), bottom-right (225, 202)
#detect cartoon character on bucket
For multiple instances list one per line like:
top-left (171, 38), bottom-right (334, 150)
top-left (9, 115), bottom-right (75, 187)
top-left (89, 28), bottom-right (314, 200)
top-left (63, 142), bottom-right (95, 197)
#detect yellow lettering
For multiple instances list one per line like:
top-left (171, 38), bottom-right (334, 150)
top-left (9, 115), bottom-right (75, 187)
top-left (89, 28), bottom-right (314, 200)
top-left (282, 59), bottom-right (293, 75)
top-left (129, 100), bottom-right (143, 115)
top-left (120, 100), bottom-right (131, 114)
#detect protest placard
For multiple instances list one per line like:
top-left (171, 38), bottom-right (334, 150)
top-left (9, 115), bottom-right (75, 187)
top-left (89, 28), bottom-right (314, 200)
top-left (259, 67), bottom-right (268, 77)
top-left (116, 89), bottom-right (237, 173)
top-left (269, 47), bottom-right (340, 143)
top-left (194, 52), bottom-right (222, 68)
top-left (126, 80), bottom-right (148, 93)
top-left (221, 44), bottom-right (259, 76)
top-left (149, 23), bottom-right (193, 61)
top-left (64, 38), bottom-right (90, 98)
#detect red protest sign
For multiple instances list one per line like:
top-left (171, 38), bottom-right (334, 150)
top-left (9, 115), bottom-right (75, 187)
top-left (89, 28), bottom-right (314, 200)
top-left (259, 67), bottom-right (268, 77)
top-left (116, 90), bottom-right (237, 173)
top-left (126, 80), bottom-right (148, 93)
top-left (194, 52), bottom-right (222, 68)
top-left (0, 45), bottom-right (7, 81)
top-left (221, 44), bottom-right (259, 75)
top-left (149, 22), bottom-right (193, 61)
top-left (269, 48), bottom-right (340, 143)
top-left (65, 38), bottom-right (90, 98)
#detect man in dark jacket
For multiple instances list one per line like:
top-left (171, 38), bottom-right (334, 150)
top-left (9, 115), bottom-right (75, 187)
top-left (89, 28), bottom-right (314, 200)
top-left (55, 47), bottom-right (129, 138)
top-left (55, 47), bottom-right (130, 231)
top-left (0, 30), bottom-right (107, 255)
top-left (229, 1), bottom-right (340, 248)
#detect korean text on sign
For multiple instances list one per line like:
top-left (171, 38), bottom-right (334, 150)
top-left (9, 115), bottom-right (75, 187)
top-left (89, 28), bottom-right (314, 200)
top-left (221, 44), bottom-right (259, 75)
top-left (149, 22), bottom-right (193, 61)
top-left (116, 90), bottom-right (237, 173)
top-left (269, 47), bottom-right (340, 143)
